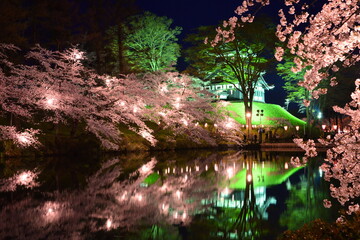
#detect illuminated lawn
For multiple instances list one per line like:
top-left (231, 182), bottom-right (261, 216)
top-left (225, 101), bottom-right (306, 127)
top-left (229, 166), bottom-right (304, 189)
top-left (143, 173), bottom-right (160, 186)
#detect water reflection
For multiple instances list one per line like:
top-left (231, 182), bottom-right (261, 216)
top-left (0, 151), bottom-right (334, 239)
top-left (279, 160), bottom-right (331, 231)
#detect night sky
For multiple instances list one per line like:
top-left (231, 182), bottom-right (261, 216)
top-left (136, 0), bottom-right (289, 109)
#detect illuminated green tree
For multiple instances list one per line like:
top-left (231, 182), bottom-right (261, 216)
top-left (186, 19), bottom-right (275, 130)
top-left (121, 12), bottom-right (181, 72)
top-left (276, 56), bottom-right (317, 133)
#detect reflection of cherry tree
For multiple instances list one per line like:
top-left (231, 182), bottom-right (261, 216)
top-left (0, 151), bottom-right (303, 239)
top-left (0, 169), bottom-right (39, 192)
top-left (0, 156), bottom-right (217, 239)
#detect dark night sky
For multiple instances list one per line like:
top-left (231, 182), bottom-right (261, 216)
top-left (136, 0), bottom-right (290, 108)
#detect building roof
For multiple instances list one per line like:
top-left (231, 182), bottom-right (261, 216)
top-left (204, 69), bottom-right (274, 90)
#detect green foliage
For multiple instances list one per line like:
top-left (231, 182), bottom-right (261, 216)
top-left (143, 173), bottom-right (160, 186)
top-left (276, 59), bottom-right (309, 112)
top-left (279, 159), bottom-right (332, 231)
top-left (183, 25), bottom-right (219, 78)
top-left (185, 19), bottom-right (275, 106)
top-left (122, 12), bottom-right (182, 72)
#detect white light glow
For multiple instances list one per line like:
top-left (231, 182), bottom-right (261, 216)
top-left (121, 191), bottom-right (127, 200)
top-left (19, 172), bottom-right (29, 182)
top-left (227, 168), bottom-right (234, 178)
top-left (176, 190), bottom-right (181, 199)
top-left (141, 164), bottom-right (150, 173)
top-left (106, 219), bottom-right (112, 230)
top-left (225, 122), bottom-right (232, 129)
top-left (247, 174), bottom-right (252, 182)
top-left (18, 135), bottom-right (29, 144)
top-left (73, 52), bottom-right (82, 60)
top-left (160, 184), bottom-right (167, 192)
top-left (137, 194), bottom-right (143, 201)
top-left (223, 187), bottom-right (229, 195)
top-left (47, 98), bottom-right (55, 106)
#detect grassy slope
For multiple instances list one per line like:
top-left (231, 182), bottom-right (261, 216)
top-left (229, 166), bottom-right (304, 189)
top-left (225, 101), bottom-right (306, 127)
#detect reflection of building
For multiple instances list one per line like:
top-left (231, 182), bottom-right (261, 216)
top-left (202, 187), bottom-right (276, 220)
top-left (203, 74), bottom-right (274, 103)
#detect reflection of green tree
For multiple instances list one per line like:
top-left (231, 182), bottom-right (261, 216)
top-left (230, 166), bottom-right (270, 240)
top-left (188, 160), bottom-right (271, 240)
top-left (280, 159), bottom-right (330, 230)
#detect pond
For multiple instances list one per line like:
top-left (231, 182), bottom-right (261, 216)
top-left (0, 150), bottom-right (340, 240)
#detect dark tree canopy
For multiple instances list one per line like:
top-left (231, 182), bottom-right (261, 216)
top-left (0, 0), bottom-right (138, 74)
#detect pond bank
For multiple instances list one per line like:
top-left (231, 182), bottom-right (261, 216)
top-left (244, 142), bottom-right (334, 152)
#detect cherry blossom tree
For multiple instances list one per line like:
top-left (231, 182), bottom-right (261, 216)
top-left (0, 44), bottom-right (243, 150)
top-left (213, 0), bottom-right (359, 217)
top-left (0, 44), bottom-right (42, 147)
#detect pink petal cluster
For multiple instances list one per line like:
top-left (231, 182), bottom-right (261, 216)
top-left (0, 44), bottom-right (243, 150)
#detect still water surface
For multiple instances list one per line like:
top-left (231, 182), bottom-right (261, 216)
top-left (0, 150), bottom-right (339, 239)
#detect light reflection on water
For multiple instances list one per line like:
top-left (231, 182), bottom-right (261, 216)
top-left (0, 150), bottom-right (336, 240)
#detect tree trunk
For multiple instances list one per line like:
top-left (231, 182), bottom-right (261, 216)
top-left (244, 97), bottom-right (253, 141)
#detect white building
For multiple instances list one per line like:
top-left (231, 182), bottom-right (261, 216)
top-left (203, 75), bottom-right (274, 103)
